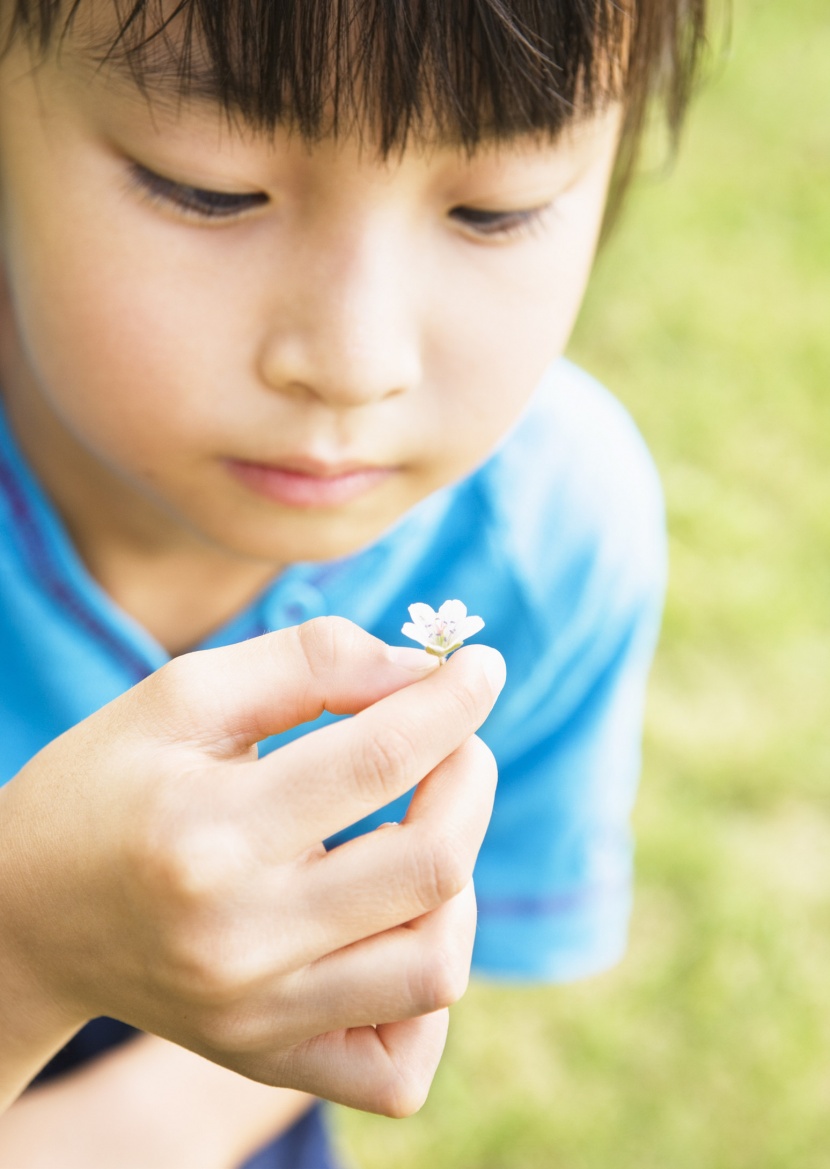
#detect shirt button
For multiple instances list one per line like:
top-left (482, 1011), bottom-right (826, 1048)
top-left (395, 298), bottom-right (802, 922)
top-left (268, 582), bottom-right (327, 628)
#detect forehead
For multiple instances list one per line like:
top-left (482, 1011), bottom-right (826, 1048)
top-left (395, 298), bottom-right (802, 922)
top-left (38, 0), bottom-right (629, 152)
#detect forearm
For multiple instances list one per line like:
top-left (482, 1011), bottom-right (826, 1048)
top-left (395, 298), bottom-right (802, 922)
top-left (0, 783), bottom-right (88, 1111)
top-left (0, 973), bottom-right (83, 1113)
top-left (0, 1033), bottom-right (315, 1169)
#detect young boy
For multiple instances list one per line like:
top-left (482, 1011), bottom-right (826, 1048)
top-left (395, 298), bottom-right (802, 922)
top-left (0, 0), bottom-right (705, 1165)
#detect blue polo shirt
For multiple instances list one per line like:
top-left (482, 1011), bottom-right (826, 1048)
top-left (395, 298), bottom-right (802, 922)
top-left (1, 358), bottom-right (665, 1158)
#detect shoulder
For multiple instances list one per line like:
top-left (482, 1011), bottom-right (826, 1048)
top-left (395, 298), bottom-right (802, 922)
top-left (455, 364), bottom-right (667, 979)
top-left (475, 358), bottom-right (667, 633)
top-left (451, 360), bottom-right (667, 746)
top-left (483, 358), bottom-right (665, 581)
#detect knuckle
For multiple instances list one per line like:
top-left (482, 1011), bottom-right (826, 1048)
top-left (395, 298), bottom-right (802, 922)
top-left (294, 615), bottom-right (359, 675)
top-left (195, 999), bottom-right (272, 1054)
top-left (411, 943), bottom-right (470, 1013)
top-left (162, 822), bottom-right (246, 902)
top-left (127, 821), bottom-right (263, 1004)
top-left (142, 820), bottom-right (246, 906)
top-left (456, 734), bottom-right (499, 796)
top-left (443, 670), bottom-right (489, 732)
top-left (167, 928), bottom-right (271, 1019)
top-left (376, 1067), bottom-right (432, 1119)
top-left (353, 724), bottom-right (417, 803)
top-left (168, 934), bottom-right (235, 1007)
top-left (370, 1013), bottom-right (448, 1118)
top-left (414, 832), bottom-right (470, 909)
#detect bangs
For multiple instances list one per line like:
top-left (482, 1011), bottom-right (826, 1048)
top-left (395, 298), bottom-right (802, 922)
top-left (6, 0), bottom-right (709, 222)
top-left (10, 0), bottom-right (635, 150)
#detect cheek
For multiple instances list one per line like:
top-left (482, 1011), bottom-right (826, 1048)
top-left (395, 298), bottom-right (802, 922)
top-left (0, 135), bottom-right (235, 453)
top-left (4, 208), bottom-right (222, 456)
top-left (425, 256), bottom-right (578, 441)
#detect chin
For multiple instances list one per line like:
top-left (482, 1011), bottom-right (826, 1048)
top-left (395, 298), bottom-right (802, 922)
top-left (220, 514), bottom-right (397, 567)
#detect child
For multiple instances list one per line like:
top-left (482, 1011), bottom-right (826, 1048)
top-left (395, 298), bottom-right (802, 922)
top-left (0, 0), bottom-right (705, 1165)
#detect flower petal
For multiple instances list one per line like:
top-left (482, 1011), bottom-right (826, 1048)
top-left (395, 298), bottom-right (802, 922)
top-left (459, 615), bottom-right (485, 639)
top-left (408, 602), bottom-right (438, 627)
top-left (401, 622), bottom-right (431, 647)
top-left (438, 599), bottom-right (468, 624)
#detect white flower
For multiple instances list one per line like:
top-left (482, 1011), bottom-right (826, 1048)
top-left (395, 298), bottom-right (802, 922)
top-left (401, 599), bottom-right (485, 661)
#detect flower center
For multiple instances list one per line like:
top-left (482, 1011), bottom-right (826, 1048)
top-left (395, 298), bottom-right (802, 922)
top-left (431, 618), bottom-right (457, 646)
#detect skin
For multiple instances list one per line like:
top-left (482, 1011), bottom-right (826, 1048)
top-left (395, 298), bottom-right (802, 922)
top-left (0, 34), bottom-right (620, 651)
top-left (0, 625), bottom-right (505, 1161)
top-left (0, 13), bottom-right (622, 1165)
top-left (0, 1038), bottom-right (314, 1169)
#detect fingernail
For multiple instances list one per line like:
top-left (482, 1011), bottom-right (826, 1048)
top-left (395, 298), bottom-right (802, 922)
top-left (386, 646), bottom-right (440, 673)
top-left (480, 648), bottom-right (507, 694)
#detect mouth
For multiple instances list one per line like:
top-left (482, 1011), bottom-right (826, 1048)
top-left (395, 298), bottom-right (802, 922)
top-left (225, 456), bottom-right (397, 508)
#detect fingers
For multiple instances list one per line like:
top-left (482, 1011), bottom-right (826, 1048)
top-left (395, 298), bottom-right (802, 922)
top-left (139, 617), bottom-right (440, 754)
top-left (148, 886), bottom-right (474, 1113)
top-left (285, 735), bottom-right (497, 960)
top-left (218, 887), bottom-right (476, 1051)
top-left (249, 644), bottom-right (506, 849)
top-left (291, 884), bottom-right (478, 1034)
top-left (266, 1012), bottom-right (451, 1117)
top-left (101, 615), bottom-right (503, 1117)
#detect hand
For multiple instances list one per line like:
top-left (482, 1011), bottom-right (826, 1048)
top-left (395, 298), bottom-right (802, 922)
top-left (0, 618), bottom-right (504, 1115)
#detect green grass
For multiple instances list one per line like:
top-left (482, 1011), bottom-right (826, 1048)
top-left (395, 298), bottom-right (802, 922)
top-left (335, 1), bottom-right (830, 1165)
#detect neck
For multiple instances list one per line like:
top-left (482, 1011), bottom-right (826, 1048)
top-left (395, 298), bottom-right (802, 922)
top-left (0, 354), bottom-right (282, 657)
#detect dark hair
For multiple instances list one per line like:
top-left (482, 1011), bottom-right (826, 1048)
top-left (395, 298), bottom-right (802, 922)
top-left (5, 0), bottom-right (708, 217)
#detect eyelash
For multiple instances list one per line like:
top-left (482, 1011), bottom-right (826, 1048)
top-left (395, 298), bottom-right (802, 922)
top-left (449, 205), bottom-right (551, 241)
top-left (127, 163), bottom-right (267, 220)
top-left (127, 161), bottom-right (551, 239)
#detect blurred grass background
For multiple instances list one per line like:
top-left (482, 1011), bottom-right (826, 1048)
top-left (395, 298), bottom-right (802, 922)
top-left (336, 0), bottom-right (830, 1164)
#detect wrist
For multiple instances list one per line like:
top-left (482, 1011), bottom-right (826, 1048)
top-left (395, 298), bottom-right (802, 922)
top-left (0, 783), bottom-right (89, 1110)
top-left (0, 951), bottom-right (86, 1111)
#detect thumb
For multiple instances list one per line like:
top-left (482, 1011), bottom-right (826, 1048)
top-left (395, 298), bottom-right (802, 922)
top-left (139, 616), bottom-right (439, 754)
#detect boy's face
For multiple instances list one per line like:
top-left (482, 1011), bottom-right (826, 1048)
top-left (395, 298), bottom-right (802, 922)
top-left (0, 32), bottom-right (620, 570)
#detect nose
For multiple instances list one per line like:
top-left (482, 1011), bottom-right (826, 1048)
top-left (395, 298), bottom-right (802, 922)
top-left (256, 223), bottom-right (422, 409)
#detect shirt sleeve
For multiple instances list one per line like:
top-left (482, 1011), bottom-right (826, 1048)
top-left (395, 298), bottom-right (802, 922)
top-left (470, 363), bottom-right (667, 982)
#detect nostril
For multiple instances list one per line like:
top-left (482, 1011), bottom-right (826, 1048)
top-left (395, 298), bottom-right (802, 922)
top-left (257, 313), bottom-right (421, 407)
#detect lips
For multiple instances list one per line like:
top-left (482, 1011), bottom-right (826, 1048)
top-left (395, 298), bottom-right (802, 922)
top-left (225, 457), bottom-right (395, 508)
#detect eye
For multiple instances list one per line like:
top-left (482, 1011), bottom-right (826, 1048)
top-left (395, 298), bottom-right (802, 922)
top-left (449, 203), bottom-right (551, 240)
top-left (127, 162), bottom-right (268, 221)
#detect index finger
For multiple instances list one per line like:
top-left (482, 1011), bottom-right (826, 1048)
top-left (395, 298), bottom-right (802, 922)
top-left (138, 617), bottom-right (440, 754)
top-left (249, 643), bottom-right (506, 850)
